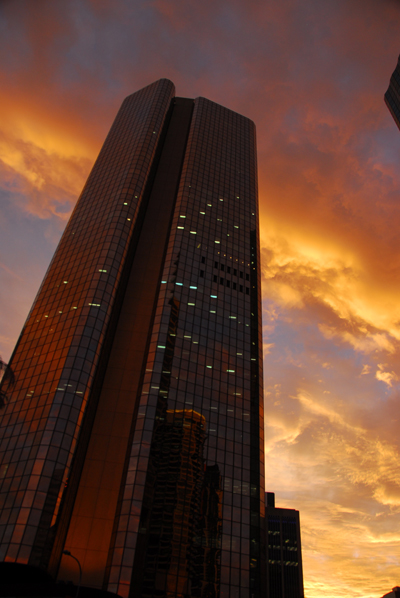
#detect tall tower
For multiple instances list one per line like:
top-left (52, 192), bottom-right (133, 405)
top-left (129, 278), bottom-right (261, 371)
top-left (385, 54), bottom-right (400, 129)
top-left (0, 79), bottom-right (264, 598)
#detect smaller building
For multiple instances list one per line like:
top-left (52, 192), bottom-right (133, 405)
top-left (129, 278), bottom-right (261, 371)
top-left (381, 588), bottom-right (400, 598)
top-left (385, 54), bottom-right (400, 130)
top-left (265, 492), bottom-right (304, 598)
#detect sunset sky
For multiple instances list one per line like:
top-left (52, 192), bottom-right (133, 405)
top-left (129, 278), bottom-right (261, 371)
top-left (1, 1), bottom-right (400, 596)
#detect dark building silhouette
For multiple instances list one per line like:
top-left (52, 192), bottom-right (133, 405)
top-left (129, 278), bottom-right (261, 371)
top-left (0, 79), bottom-right (264, 598)
top-left (265, 493), bottom-right (304, 598)
top-left (385, 55), bottom-right (400, 130)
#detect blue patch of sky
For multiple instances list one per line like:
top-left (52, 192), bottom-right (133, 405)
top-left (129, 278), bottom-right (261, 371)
top-left (373, 125), bottom-right (400, 167)
top-left (0, 7), bottom-right (31, 73)
top-left (282, 107), bottom-right (303, 133)
top-left (0, 186), bottom-right (60, 275)
top-left (0, 184), bottom-right (61, 359)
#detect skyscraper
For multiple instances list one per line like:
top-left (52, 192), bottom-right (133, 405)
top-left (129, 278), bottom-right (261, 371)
top-left (385, 54), bottom-right (400, 129)
top-left (0, 79), bottom-right (264, 598)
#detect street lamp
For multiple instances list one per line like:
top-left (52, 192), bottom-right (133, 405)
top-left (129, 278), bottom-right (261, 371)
top-left (63, 550), bottom-right (82, 598)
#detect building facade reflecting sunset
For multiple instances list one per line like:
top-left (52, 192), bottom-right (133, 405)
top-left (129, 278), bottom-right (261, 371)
top-left (0, 79), bottom-right (264, 598)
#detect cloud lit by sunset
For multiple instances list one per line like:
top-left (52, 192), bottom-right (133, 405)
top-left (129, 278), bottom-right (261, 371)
top-left (1, 1), bottom-right (400, 596)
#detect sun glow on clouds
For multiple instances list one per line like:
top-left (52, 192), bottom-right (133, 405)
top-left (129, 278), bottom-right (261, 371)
top-left (261, 225), bottom-right (400, 346)
top-left (265, 383), bottom-right (400, 596)
top-left (261, 168), bottom-right (400, 595)
top-left (376, 365), bottom-right (399, 388)
top-left (0, 101), bottom-right (94, 220)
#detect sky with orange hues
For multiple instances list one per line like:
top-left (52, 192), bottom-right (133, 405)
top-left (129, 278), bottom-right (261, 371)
top-left (0, 1), bottom-right (400, 596)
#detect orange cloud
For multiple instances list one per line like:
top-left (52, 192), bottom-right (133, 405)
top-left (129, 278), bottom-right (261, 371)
top-left (265, 387), bottom-right (400, 596)
top-left (261, 231), bottom-right (400, 356)
top-left (0, 131), bottom-right (91, 220)
top-left (376, 365), bottom-right (399, 388)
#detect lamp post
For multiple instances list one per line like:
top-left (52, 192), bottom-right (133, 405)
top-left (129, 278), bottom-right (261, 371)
top-left (63, 550), bottom-right (82, 598)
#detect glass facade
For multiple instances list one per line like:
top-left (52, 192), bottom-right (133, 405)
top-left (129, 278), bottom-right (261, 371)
top-left (0, 80), bottom-right (264, 598)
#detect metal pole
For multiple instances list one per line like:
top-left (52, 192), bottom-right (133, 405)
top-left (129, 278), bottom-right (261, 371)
top-left (63, 549), bottom-right (82, 598)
